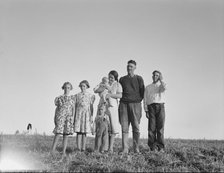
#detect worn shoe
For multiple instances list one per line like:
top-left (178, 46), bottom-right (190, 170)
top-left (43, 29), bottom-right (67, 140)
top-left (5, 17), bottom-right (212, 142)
top-left (108, 149), bottom-right (114, 154)
top-left (150, 146), bottom-right (158, 152)
top-left (134, 148), bottom-right (140, 154)
top-left (119, 150), bottom-right (129, 155)
top-left (158, 148), bottom-right (165, 153)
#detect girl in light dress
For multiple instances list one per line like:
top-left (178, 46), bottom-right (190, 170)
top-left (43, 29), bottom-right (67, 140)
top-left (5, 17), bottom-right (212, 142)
top-left (73, 80), bottom-right (95, 151)
top-left (51, 82), bottom-right (75, 156)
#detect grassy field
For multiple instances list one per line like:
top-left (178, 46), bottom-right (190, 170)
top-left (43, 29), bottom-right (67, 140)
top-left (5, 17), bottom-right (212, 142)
top-left (0, 134), bottom-right (224, 172)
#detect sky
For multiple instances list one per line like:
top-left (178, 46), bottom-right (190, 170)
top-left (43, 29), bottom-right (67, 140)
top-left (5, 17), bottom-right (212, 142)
top-left (0, 0), bottom-right (223, 139)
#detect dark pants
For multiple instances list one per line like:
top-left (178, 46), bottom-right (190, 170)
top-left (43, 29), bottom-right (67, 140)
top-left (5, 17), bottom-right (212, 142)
top-left (148, 103), bottom-right (165, 150)
top-left (119, 102), bottom-right (142, 151)
top-left (119, 102), bottom-right (142, 134)
top-left (94, 118), bottom-right (109, 152)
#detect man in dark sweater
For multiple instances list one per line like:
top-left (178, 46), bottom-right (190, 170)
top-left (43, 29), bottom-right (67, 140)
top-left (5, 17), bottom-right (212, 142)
top-left (119, 60), bottom-right (145, 154)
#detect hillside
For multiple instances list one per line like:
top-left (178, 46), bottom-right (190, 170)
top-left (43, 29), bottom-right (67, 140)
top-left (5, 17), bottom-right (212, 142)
top-left (0, 134), bottom-right (224, 172)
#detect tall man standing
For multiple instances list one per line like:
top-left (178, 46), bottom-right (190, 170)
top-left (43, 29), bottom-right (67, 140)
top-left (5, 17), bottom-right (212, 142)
top-left (144, 70), bottom-right (166, 152)
top-left (119, 60), bottom-right (145, 154)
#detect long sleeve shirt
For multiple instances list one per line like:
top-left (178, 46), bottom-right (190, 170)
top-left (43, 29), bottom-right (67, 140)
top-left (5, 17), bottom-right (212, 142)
top-left (144, 81), bottom-right (167, 111)
top-left (119, 75), bottom-right (145, 103)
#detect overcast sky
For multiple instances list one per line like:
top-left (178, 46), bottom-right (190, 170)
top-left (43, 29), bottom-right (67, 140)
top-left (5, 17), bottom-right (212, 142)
top-left (0, 0), bottom-right (223, 139)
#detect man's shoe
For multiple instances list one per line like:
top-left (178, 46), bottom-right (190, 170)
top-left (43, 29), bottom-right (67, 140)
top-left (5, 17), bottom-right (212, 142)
top-left (134, 147), bottom-right (140, 154)
top-left (118, 149), bottom-right (129, 155)
top-left (158, 148), bottom-right (165, 153)
top-left (150, 146), bottom-right (158, 152)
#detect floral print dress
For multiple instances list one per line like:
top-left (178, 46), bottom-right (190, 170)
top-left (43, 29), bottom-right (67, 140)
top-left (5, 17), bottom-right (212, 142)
top-left (53, 95), bottom-right (75, 135)
top-left (73, 92), bottom-right (95, 133)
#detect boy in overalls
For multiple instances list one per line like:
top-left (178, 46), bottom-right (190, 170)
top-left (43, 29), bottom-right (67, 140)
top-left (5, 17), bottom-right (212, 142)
top-left (94, 105), bottom-right (110, 153)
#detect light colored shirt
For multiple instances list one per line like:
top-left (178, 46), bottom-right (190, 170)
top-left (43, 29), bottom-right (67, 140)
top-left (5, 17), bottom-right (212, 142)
top-left (109, 81), bottom-right (123, 106)
top-left (143, 82), bottom-right (167, 111)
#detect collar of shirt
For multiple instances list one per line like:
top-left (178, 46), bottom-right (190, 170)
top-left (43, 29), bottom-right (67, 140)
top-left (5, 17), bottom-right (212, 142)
top-left (127, 74), bottom-right (136, 78)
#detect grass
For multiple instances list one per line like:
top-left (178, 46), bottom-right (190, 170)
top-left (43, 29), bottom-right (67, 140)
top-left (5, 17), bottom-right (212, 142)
top-left (0, 134), bottom-right (224, 172)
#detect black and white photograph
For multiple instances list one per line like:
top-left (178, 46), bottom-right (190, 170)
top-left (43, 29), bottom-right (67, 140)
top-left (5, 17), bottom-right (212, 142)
top-left (0, 0), bottom-right (223, 172)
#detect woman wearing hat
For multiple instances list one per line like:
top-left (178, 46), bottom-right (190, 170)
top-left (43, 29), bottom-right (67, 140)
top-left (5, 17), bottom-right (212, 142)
top-left (73, 80), bottom-right (95, 151)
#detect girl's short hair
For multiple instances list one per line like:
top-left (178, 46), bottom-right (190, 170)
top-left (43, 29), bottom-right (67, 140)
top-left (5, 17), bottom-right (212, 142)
top-left (62, 82), bottom-right (73, 90)
top-left (109, 70), bottom-right (119, 81)
top-left (79, 80), bottom-right (90, 88)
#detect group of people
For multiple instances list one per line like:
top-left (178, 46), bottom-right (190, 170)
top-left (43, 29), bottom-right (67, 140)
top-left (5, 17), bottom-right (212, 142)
top-left (51, 60), bottom-right (167, 156)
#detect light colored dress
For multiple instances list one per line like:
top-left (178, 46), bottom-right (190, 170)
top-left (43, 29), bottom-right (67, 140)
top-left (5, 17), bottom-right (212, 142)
top-left (53, 95), bottom-right (75, 135)
top-left (73, 92), bottom-right (95, 133)
top-left (106, 81), bottom-right (122, 134)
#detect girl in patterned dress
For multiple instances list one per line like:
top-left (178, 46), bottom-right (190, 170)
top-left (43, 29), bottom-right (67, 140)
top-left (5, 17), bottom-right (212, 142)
top-left (73, 80), bottom-right (95, 151)
top-left (51, 82), bottom-right (75, 156)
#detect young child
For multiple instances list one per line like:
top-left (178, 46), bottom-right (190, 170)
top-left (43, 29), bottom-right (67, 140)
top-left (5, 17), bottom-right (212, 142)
top-left (94, 105), bottom-right (110, 153)
top-left (93, 77), bottom-right (112, 107)
top-left (51, 82), bottom-right (75, 156)
top-left (26, 123), bottom-right (32, 135)
top-left (73, 80), bottom-right (95, 151)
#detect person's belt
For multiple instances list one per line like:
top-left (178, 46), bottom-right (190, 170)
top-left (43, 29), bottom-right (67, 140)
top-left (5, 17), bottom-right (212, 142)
top-left (150, 103), bottom-right (164, 105)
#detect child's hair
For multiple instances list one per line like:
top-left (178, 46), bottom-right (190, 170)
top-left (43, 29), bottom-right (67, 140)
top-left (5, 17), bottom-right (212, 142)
top-left (62, 82), bottom-right (73, 90)
top-left (79, 80), bottom-right (90, 88)
top-left (102, 77), bottom-right (109, 83)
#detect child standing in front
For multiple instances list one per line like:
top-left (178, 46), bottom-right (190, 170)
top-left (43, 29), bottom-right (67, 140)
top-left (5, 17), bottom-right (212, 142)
top-left (94, 105), bottom-right (110, 153)
top-left (51, 82), bottom-right (75, 156)
top-left (73, 80), bottom-right (95, 151)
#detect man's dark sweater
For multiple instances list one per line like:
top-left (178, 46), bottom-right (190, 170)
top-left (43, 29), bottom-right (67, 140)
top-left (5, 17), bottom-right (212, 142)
top-left (119, 75), bottom-right (145, 103)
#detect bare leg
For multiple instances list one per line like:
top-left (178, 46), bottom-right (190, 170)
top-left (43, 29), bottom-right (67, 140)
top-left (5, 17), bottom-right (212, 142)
top-left (102, 92), bottom-right (107, 104)
top-left (82, 133), bottom-right (87, 151)
top-left (76, 133), bottom-right (82, 151)
top-left (101, 131), bottom-right (109, 152)
top-left (62, 134), bottom-right (68, 155)
top-left (108, 134), bottom-right (115, 152)
top-left (51, 134), bottom-right (60, 153)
